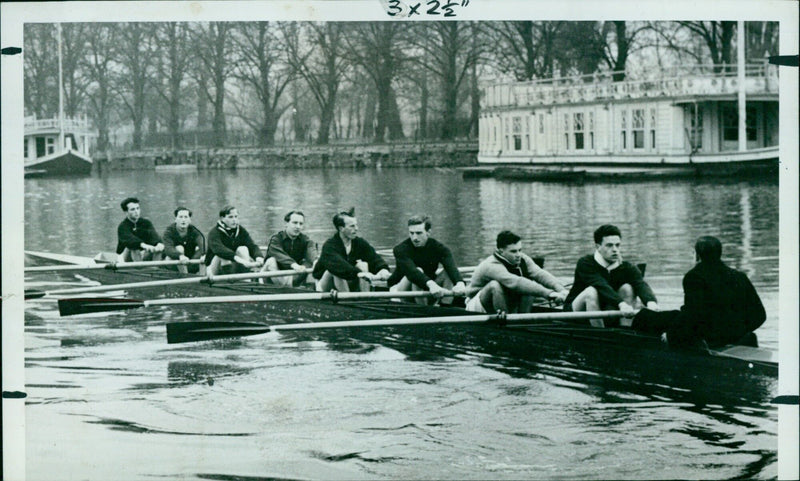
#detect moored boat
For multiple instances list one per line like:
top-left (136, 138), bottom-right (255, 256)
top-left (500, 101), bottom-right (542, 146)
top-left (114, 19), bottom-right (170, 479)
top-left (24, 250), bottom-right (778, 377)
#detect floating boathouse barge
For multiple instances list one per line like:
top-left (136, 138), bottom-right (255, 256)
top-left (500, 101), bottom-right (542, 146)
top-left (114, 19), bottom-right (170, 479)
top-left (474, 61), bottom-right (779, 180)
top-left (24, 114), bottom-right (94, 177)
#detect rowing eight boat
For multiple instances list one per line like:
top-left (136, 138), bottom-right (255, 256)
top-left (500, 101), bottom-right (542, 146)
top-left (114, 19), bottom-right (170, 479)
top-left (24, 250), bottom-right (778, 376)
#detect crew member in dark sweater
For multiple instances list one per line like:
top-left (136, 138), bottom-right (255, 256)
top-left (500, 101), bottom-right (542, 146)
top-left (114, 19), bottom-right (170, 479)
top-left (116, 197), bottom-right (164, 262)
top-left (632, 236), bottom-right (766, 348)
top-left (262, 210), bottom-right (317, 287)
top-left (313, 208), bottom-right (390, 292)
top-left (387, 215), bottom-right (466, 305)
top-left (564, 224), bottom-right (658, 326)
top-left (205, 205), bottom-right (263, 276)
top-left (162, 206), bottom-right (205, 274)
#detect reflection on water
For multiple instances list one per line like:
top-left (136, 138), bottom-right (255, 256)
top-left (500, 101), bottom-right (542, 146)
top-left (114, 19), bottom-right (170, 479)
top-left (23, 169), bottom-right (780, 480)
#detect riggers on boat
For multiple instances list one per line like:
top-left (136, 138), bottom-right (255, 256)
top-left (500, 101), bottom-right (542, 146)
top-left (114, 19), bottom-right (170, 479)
top-left (24, 250), bottom-right (778, 377)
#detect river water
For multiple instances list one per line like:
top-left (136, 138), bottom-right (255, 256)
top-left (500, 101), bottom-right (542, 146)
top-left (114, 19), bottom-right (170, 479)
top-left (23, 168), bottom-right (780, 480)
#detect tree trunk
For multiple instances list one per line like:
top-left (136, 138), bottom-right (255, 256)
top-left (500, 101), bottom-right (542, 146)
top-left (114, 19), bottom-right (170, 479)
top-left (387, 88), bottom-right (404, 140)
top-left (612, 21), bottom-right (629, 81)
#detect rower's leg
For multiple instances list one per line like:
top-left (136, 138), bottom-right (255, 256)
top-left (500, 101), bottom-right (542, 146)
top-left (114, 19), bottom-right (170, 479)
top-left (518, 294), bottom-right (535, 313)
top-left (436, 267), bottom-right (455, 305)
top-left (617, 283), bottom-right (636, 306)
top-left (174, 246), bottom-right (188, 274)
top-left (234, 246), bottom-right (254, 274)
top-left (206, 256), bottom-right (222, 276)
top-left (616, 284), bottom-right (636, 326)
top-left (356, 262), bottom-right (371, 292)
top-left (572, 286), bottom-right (604, 327)
top-left (478, 280), bottom-right (507, 314)
top-left (389, 277), bottom-right (420, 302)
top-left (316, 270), bottom-right (351, 292)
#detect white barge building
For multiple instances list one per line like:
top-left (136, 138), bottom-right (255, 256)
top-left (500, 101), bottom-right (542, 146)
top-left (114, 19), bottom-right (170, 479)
top-left (474, 61), bottom-right (778, 180)
top-left (24, 114), bottom-right (94, 177)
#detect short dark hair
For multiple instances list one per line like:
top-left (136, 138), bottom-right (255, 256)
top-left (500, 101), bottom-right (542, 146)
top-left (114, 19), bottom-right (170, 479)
top-left (332, 207), bottom-right (355, 229)
top-left (284, 210), bottom-right (305, 222)
top-left (594, 224), bottom-right (622, 244)
top-left (496, 230), bottom-right (521, 249)
top-left (120, 197), bottom-right (139, 212)
top-left (408, 215), bottom-right (431, 231)
top-left (174, 206), bottom-right (192, 217)
top-left (219, 205), bottom-right (236, 217)
top-left (695, 235), bottom-right (722, 262)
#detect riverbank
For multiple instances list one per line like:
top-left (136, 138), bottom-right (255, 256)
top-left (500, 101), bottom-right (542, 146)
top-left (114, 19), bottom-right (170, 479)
top-left (94, 141), bottom-right (479, 172)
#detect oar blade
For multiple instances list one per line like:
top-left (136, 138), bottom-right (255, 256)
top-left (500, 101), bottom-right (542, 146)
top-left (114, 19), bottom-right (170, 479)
top-left (166, 321), bottom-right (272, 344)
top-left (58, 298), bottom-right (145, 317)
top-left (24, 289), bottom-right (46, 300)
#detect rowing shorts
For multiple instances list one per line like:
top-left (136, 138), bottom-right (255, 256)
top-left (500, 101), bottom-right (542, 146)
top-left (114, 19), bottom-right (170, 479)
top-left (465, 295), bottom-right (486, 313)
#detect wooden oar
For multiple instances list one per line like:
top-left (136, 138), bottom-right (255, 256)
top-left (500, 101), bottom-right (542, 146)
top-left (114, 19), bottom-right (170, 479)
top-left (166, 310), bottom-right (625, 344)
top-left (25, 258), bottom-right (203, 273)
top-left (58, 289), bottom-right (458, 317)
top-left (25, 268), bottom-right (312, 300)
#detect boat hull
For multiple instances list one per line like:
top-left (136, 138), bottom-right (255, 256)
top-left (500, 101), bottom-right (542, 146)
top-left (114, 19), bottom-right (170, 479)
top-left (25, 149), bottom-right (92, 177)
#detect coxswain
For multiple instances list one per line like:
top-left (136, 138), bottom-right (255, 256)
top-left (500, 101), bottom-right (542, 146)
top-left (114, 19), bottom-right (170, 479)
top-left (632, 235), bottom-right (766, 348)
top-left (262, 210), bottom-right (317, 287)
top-left (465, 230), bottom-right (568, 313)
top-left (162, 206), bottom-right (205, 274)
top-left (116, 197), bottom-right (164, 263)
top-left (312, 208), bottom-right (391, 292)
top-left (387, 215), bottom-right (466, 305)
top-left (205, 205), bottom-right (264, 276)
top-left (563, 224), bottom-right (658, 326)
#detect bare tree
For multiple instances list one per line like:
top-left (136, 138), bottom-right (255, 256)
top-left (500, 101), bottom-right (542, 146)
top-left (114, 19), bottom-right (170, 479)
top-left (677, 21), bottom-right (737, 71)
top-left (24, 24), bottom-right (57, 118)
top-left (231, 22), bottom-right (294, 147)
top-left (116, 23), bottom-right (156, 150)
top-left (151, 22), bottom-right (193, 150)
top-left (59, 24), bottom-right (92, 117)
top-left (415, 22), bottom-right (480, 140)
top-left (344, 22), bottom-right (407, 142)
top-left (191, 22), bottom-right (236, 147)
top-left (83, 23), bottom-right (118, 152)
top-left (283, 22), bottom-right (349, 145)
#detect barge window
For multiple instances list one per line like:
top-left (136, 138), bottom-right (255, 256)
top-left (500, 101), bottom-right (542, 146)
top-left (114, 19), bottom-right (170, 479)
top-left (589, 112), bottom-right (594, 150)
top-left (650, 108), bottom-right (657, 149)
top-left (538, 114), bottom-right (544, 134)
top-left (513, 117), bottom-right (522, 151)
top-left (24, 140), bottom-right (28, 158)
top-left (721, 104), bottom-right (756, 141)
top-left (746, 106), bottom-right (757, 141)
top-left (573, 113), bottom-right (584, 150)
top-left (46, 137), bottom-right (55, 155)
top-left (633, 109), bottom-right (645, 149)
top-left (620, 110), bottom-right (627, 150)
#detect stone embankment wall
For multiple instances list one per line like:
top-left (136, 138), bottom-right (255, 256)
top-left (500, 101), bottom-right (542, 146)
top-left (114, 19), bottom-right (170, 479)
top-left (95, 143), bottom-right (479, 171)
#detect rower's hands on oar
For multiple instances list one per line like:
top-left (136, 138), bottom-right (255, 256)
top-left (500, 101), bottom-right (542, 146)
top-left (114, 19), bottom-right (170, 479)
top-left (547, 290), bottom-right (568, 305)
top-left (618, 301), bottom-right (635, 317)
top-left (646, 301), bottom-right (660, 311)
top-left (451, 281), bottom-right (467, 297)
top-left (290, 262), bottom-right (307, 273)
top-left (426, 281), bottom-right (448, 299)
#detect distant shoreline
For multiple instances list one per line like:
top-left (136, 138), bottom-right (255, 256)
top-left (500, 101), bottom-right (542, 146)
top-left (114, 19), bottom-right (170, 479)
top-left (93, 141), bottom-right (479, 171)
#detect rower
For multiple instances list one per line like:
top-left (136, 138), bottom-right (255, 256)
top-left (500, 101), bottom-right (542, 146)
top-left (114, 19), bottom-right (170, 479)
top-left (261, 210), bottom-right (317, 287)
top-left (312, 207), bottom-right (391, 292)
top-left (205, 205), bottom-right (264, 276)
top-left (162, 206), bottom-right (205, 274)
top-left (116, 197), bottom-right (165, 263)
top-left (632, 235), bottom-right (766, 348)
top-left (563, 224), bottom-right (658, 327)
top-left (465, 230), bottom-right (568, 314)
top-left (387, 215), bottom-right (466, 305)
